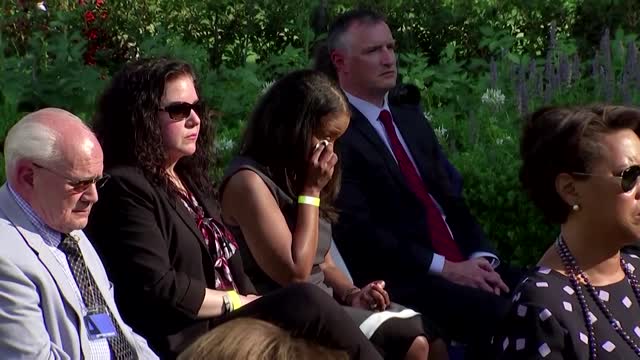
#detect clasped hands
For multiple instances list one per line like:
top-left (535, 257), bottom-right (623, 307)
top-left (348, 280), bottom-right (391, 312)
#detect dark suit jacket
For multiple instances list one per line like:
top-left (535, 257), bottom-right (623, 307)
top-left (85, 165), bottom-right (255, 359)
top-left (333, 104), bottom-right (494, 286)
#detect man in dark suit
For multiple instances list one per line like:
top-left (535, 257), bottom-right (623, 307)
top-left (327, 9), bottom-right (517, 348)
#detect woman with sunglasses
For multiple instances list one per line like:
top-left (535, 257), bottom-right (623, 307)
top-left (85, 58), bottom-right (382, 360)
top-left (495, 105), bottom-right (640, 360)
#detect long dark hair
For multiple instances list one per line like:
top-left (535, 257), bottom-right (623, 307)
top-left (239, 69), bottom-right (349, 221)
top-left (93, 57), bottom-right (216, 196)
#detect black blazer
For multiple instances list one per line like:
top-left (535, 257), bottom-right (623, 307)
top-left (333, 104), bottom-right (493, 286)
top-left (85, 165), bottom-right (255, 359)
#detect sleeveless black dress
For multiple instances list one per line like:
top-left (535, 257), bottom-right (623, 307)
top-left (221, 156), bottom-right (435, 358)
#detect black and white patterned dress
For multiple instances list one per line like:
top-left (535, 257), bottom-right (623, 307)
top-left (495, 253), bottom-right (640, 359)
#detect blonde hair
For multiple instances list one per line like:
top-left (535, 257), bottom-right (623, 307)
top-left (178, 318), bottom-right (349, 360)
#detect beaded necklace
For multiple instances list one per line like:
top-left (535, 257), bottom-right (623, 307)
top-left (556, 235), bottom-right (640, 359)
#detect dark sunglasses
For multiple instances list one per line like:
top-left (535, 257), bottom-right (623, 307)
top-left (573, 165), bottom-right (640, 193)
top-left (33, 163), bottom-right (110, 192)
top-left (159, 101), bottom-right (203, 121)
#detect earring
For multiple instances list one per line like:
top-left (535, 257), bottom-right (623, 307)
top-left (572, 204), bottom-right (580, 211)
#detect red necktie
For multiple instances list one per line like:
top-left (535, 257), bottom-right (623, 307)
top-left (378, 110), bottom-right (464, 262)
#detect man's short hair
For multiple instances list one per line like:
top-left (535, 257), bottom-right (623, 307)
top-left (4, 109), bottom-right (87, 178)
top-left (327, 9), bottom-right (387, 53)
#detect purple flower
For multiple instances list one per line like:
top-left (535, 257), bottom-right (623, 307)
top-left (529, 60), bottom-right (540, 98)
top-left (621, 74), bottom-right (632, 105)
top-left (620, 41), bottom-right (638, 105)
top-left (511, 63), bottom-right (519, 95)
top-left (536, 65), bottom-right (544, 99)
top-left (599, 29), bottom-right (614, 101)
top-left (559, 54), bottom-right (570, 85)
top-left (468, 111), bottom-right (478, 146)
top-left (592, 51), bottom-right (599, 82)
top-left (544, 50), bottom-right (555, 104)
top-left (518, 65), bottom-right (529, 115)
top-left (625, 41), bottom-right (640, 91)
top-left (572, 54), bottom-right (581, 83)
top-left (490, 58), bottom-right (498, 89)
top-left (528, 60), bottom-right (537, 81)
top-left (549, 21), bottom-right (557, 52)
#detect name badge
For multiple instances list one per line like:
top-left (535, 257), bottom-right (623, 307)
top-left (85, 310), bottom-right (117, 339)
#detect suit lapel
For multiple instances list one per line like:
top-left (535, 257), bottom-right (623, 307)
top-left (349, 106), bottom-right (409, 189)
top-left (188, 183), bottom-right (219, 222)
top-left (0, 186), bottom-right (83, 319)
top-left (167, 191), bottom-right (208, 248)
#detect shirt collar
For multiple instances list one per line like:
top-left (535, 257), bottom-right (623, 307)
top-left (7, 184), bottom-right (63, 247)
top-left (343, 91), bottom-right (391, 123)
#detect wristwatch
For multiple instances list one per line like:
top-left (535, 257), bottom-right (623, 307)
top-left (221, 294), bottom-right (231, 315)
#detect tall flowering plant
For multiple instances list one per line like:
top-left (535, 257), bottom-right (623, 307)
top-left (79, 0), bottom-right (108, 65)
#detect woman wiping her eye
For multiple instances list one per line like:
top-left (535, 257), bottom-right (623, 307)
top-left (220, 69), bottom-right (449, 360)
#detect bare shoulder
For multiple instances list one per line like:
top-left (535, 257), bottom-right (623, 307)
top-left (224, 169), bottom-right (269, 197)
top-left (221, 169), bottom-right (274, 223)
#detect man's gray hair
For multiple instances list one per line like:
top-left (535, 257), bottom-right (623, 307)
top-left (4, 109), bottom-right (87, 178)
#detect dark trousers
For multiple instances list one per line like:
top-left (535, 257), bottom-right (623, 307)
top-left (386, 263), bottom-right (524, 358)
top-left (212, 283), bottom-right (382, 360)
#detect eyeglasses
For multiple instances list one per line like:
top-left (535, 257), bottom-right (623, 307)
top-left (573, 165), bottom-right (640, 193)
top-left (159, 101), bottom-right (203, 121)
top-left (33, 163), bottom-right (110, 192)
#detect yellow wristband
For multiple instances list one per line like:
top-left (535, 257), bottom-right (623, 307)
top-left (226, 290), bottom-right (242, 311)
top-left (298, 195), bottom-right (320, 207)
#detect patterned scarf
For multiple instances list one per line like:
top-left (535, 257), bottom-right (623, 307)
top-left (179, 190), bottom-right (238, 291)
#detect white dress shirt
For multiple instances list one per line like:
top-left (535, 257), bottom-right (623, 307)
top-left (344, 91), bottom-right (499, 272)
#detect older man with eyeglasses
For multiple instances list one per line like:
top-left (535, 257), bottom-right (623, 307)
top-left (0, 108), bottom-right (158, 359)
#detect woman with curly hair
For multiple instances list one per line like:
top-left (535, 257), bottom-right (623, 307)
top-left (85, 58), bottom-right (382, 360)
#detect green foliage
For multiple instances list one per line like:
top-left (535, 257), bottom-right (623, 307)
top-left (0, 7), bottom-right (105, 121)
top-left (452, 144), bottom-right (558, 266)
top-left (4, 0), bottom-right (640, 265)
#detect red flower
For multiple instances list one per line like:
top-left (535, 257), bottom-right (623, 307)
top-left (84, 10), bottom-right (96, 23)
top-left (84, 52), bottom-right (96, 65)
top-left (84, 43), bottom-right (98, 65)
top-left (87, 29), bottom-right (98, 40)
top-left (95, 0), bottom-right (104, 7)
top-left (78, 0), bottom-right (85, 5)
top-left (100, 10), bottom-right (108, 20)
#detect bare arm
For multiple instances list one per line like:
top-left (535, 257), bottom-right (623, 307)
top-left (321, 250), bottom-right (391, 310)
top-left (320, 250), bottom-right (357, 303)
top-left (221, 143), bottom-right (337, 286)
top-left (221, 170), bottom-right (321, 285)
top-left (197, 289), bottom-right (226, 318)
